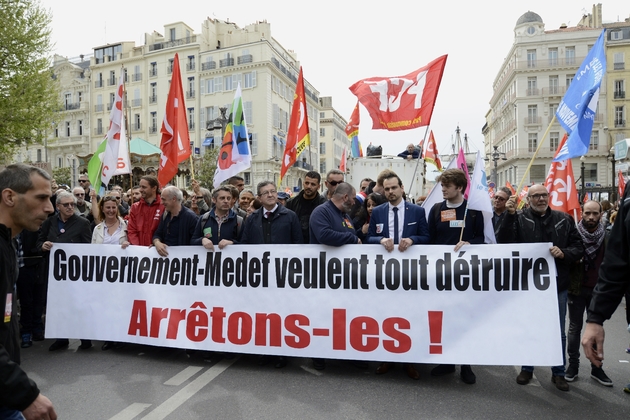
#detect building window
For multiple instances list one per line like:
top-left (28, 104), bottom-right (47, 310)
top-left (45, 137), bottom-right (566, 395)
top-left (78, 120), bottom-right (83, 135)
top-left (320, 128), bottom-right (326, 137)
top-left (167, 59), bottom-right (174, 74)
top-left (150, 62), bottom-right (157, 77)
top-left (548, 75), bottom-right (559, 95)
top-left (320, 142), bottom-right (326, 154)
top-left (187, 77), bottom-right (195, 98)
top-left (134, 114), bottom-right (141, 131)
top-left (320, 161), bottom-right (327, 174)
top-left (527, 49), bottom-right (536, 68)
top-left (585, 163), bottom-right (597, 182)
top-left (96, 118), bottom-right (102, 135)
top-left (109, 70), bottom-right (116, 86)
top-left (244, 71), bottom-right (256, 89)
top-left (530, 164), bottom-right (545, 183)
top-left (169, 28), bottom-right (176, 41)
top-left (528, 133), bottom-right (537, 152)
top-left (590, 131), bottom-right (599, 151)
top-left (187, 55), bottom-right (195, 71)
top-left (615, 106), bottom-right (626, 127)
top-left (65, 121), bottom-right (70, 137)
top-left (565, 46), bottom-right (575, 65)
top-left (527, 105), bottom-right (538, 124)
top-left (527, 77), bottom-right (537, 96)
top-left (150, 83), bottom-right (157, 103)
top-left (250, 133), bottom-right (257, 156)
top-left (150, 112), bottom-right (157, 133)
top-left (550, 132), bottom-right (559, 151)
top-left (614, 80), bottom-right (625, 99)
top-left (614, 53), bottom-right (625, 70)
top-left (188, 108), bottom-right (195, 130)
top-left (244, 101), bottom-right (253, 124)
top-left (566, 74), bottom-right (574, 88)
top-left (224, 75), bottom-right (233, 91)
top-left (611, 30), bottom-right (623, 41)
top-left (36, 149), bottom-right (42, 162)
top-left (548, 48), bottom-right (558, 66)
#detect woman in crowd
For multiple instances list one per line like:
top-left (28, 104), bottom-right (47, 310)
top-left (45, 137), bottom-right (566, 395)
top-left (353, 193), bottom-right (387, 243)
top-left (92, 195), bottom-right (129, 350)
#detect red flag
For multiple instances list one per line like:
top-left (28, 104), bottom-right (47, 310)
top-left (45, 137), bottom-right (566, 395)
top-left (488, 186), bottom-right (495, 198)
top-left (340, 146), bottom-right (347, 173)
top-left (158, 53), bottom-right (191, 186)
top-left (423, 130), bottom-right (442, 171)
top-left (280, 67), bottom-right (310, 184)
top-left (456, 147), bottom-right (471, 199)
top-left (349, 55), bottom-right (447, 131)
top-left (618, 170), bottom-right (625, 199)
top-left (544, 133), bottom-right (581, 220)
top-left (583, 192), bottom-right (589, 203)
top-left (505, 180), bottom-right (516, 196)
top-left (517, 186), bottom-right (529, 209)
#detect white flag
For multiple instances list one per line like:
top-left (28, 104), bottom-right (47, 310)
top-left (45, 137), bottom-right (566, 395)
top-left (101, 73), bottom-right (131, 187)
top-left (467, 151), bottom-right (496, 244)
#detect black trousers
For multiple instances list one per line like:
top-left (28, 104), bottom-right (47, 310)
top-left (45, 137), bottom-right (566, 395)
top-left (17, 264), bottom-right (46, 335)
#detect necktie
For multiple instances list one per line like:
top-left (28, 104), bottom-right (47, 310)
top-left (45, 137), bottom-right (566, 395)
top-left (393, 207), bottom-right (399, 244)
top-left (266, 211), bottom-right (272, 219)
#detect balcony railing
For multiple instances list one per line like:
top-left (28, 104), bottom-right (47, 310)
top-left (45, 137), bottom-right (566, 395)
top-left (132, 99), bottom-right (142, 107)
top-left (132, 73), bottom-right (142, 82)
top-left (94, 80), bottom-right (103, 88)
top-left (614, 90), bottom-right (626, 99)
top-left (132, 123), bottom-right (141, 132)
top-left (614, 62), bottom-right (625, 70)
top-left (149, 125), bottom-right (158, 134)
top-left (238, 54), bottom-right (253, 65)
top-left (526, 88), bottom-right (540, 96)
top-left (107, 77), bottom-right (116, 86)
top-left (524, 116), bottom-right (542, 125)
top-left (94, 127), bottom-right (103, 135)
top-left (167, 65), bottom-right (173, 74)
top-left (186, 63), bottom-right (195, 71)
top-left (186, 90), bottom-right (195, 99)
top-left (94, 104), bottom-right (104, 112)
top-left (615, 119), bottom-right (626, 127)
top-left (542, 86), bottom-right (565, 96)
top-left (188, 122), bottom-right (195, 130)
top-left (149, 68), bottom-right (158, 77)
top-left (219, 58), bottom-right (234, 68)
top-left (65, 103), bottom-right (80, 110)
top-left (149, 95), bottom-right (157, 104)
top-left (148, 35), bottom-right (197, 52)
top-left (202, 61), bottom-right (216, 70)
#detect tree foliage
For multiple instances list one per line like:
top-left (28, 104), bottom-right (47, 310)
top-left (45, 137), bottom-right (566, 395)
top-left (0, 0), bottom-right (59, 162)
top-left (193, 147), bottom-right (219, 190)
top-left (52, 166), bottom-right (71, 186)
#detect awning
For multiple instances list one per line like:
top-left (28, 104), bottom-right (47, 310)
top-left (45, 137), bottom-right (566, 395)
top-left (273, 135), bottom-right (285, 146)
top-left (202, 137), bottom-right (214, 146)
top-left (129, 138), bottom-right (161, 155)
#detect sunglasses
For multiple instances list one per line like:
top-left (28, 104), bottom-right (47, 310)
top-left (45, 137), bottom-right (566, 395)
top-left (327, 180), bottom-right (342, 186)
top-left (78, 180), bottom-right (88, 183)
top-left (59, 202), bottom-right (75, 208)
top-left (74, 193), bottom-right (85, 197)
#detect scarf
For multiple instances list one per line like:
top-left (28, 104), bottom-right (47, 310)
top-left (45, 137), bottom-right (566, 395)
top-left (577, 220), bottom-right (605, 261)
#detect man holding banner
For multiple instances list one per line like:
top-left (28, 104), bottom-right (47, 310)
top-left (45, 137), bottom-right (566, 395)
top-left (498, 184), bottom-right (583, 391)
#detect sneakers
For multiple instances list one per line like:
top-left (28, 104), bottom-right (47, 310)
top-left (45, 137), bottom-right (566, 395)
top-left (624, 383), bottom-right (630, 394)
top-left (21, 333), bottom-right (32, 348)
top-left (591, 366), bottom-right (613, 387)
top-left (565, 364), bottom-right (578, 382)
top-left (460, 365), bottom-right (476, 384)
top-left (516, 370), bottom-right (533, 385)
top-left (552, 375), bottom-right (570, 392)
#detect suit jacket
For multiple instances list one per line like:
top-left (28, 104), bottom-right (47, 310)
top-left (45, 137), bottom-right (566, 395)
top-left (367, 202), bottom-right (430, 245)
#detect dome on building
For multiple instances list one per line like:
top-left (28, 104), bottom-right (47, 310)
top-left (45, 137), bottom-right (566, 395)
top-left (516, 11), bottom-right (543, 26)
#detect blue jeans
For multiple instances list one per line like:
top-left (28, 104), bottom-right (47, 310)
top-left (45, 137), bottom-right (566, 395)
top-left (522, 289), bottom-right (567, 376)
top-left (0, 407), bottom-right (25, 419)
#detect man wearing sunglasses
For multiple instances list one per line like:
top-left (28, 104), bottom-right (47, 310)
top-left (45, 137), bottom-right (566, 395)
top-left (72, 187), bottom-right (91, 219)
top-left (492, 187), bottom-right (511, 233)
top-left (77, 174), bottom-right (94, 204)
top-left (497, 184), bottom-right (583, 392)
top-left (324, 169), bottom-right (344, 200)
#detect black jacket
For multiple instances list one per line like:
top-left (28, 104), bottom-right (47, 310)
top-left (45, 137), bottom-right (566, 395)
top-left (496, 207), bottom-right (583, 292)
top-left (285, 191), bottom-right (326, 243)
top-left (240, 205), bottom-right (303, 245)
top-left (0, 224), bottom-right (40, 410)
top-left (587, 180), bottom-right (630, 324)
top-left (152, 206), bottom-right (199, 246)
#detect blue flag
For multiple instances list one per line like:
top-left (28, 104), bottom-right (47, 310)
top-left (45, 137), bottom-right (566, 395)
top-left (553, 30), bottom-right (606, 162)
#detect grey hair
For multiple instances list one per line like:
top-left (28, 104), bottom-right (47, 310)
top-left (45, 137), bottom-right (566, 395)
top-left (162, 185), bottom-right (183, 202)
top-left (56, 190), bottom-right (76, 205)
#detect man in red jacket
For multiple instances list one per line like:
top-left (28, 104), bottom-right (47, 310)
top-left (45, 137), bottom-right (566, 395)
top-left (127, 175), bottom-right (165, 246)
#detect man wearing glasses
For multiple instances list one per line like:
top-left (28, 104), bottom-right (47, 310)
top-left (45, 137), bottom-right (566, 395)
top-left (492, 187), bottom-right (511, 233)
top-left (324, 169), bottom-right (345, 200)
top-left (72, 187), bottom-right (91, 218)
top-left (77, 174), bottom-right (94, 204)
top-left (497, 184), bottom-right (583, 392)
top-left (240, 181), bottom-right (302, 368)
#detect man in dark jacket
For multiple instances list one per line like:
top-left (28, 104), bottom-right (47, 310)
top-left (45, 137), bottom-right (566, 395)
top-left (497, 184), bottom-right (583, 391)
top-left (191, 187), bottom-right (242, 250)
top-left (285, 171), bottom-right (326, 243)
top-left (240, 181), bottom-right (302, 246)
top-left (582, 180), bottom-right (630, 390)
top-left (0, 164), bottom-right (57, 419)
top-left (152, 186), bottom-right (199, 256)
top-left (240, 180), bottom-right (302, 368)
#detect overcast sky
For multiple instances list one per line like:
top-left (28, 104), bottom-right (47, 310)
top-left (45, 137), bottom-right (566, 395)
top-left (40, 0), bottom-right (629, 156)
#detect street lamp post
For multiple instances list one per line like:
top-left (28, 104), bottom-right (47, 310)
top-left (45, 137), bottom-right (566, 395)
top-left (609, 147), bottom-right (616, 202)
top-left (485, 145), bottom-right (507, 187)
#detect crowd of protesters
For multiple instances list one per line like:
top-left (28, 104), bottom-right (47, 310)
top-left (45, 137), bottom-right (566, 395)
top-left (3, 163), bottom-right (630, 417)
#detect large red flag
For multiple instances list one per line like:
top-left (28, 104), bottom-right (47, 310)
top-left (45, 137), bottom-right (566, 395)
top-left (280, 67), bottom-right (310, 185)
top-left (423, 130), bottom-right (442, 171)
top-left (158, 53), bottom-right (191, 186)
top-left (544, 134), bottom-right (581, 220)
top-left (349, 55), bottom-right (447, 131)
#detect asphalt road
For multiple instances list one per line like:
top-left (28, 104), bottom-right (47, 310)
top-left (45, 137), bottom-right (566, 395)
top-left (19, 304), bottom-right (630, 420)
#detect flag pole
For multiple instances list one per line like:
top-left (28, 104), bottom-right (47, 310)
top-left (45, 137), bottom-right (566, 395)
top-left (408, 126), bottom-right (430, 197)
top-left (189, 154), bottom-right (195, 180)
top-left (459, 201), bottom-right (469, 242)
top-left (122, 66), bottom-right (133, 191)
top-left (515, 115), bottom-right (557, 195)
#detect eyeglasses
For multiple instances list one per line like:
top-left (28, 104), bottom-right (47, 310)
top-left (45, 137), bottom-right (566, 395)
top-left (529, 193), bottom-right (549, 200)
top-left (259, 190), bottom-right (277, 197)
top-left (78, 180), bottom-right (88, 183)
top-left (59, 202), bottom-right (75, 208)
top-left (195, 196), bottom-right (203, 200)
top-left (494, 196), bottom-right (507, 202)
top-left (327, 180), bottom-right (342, 186)
top-left (74, 193), bottom-right (85, 197)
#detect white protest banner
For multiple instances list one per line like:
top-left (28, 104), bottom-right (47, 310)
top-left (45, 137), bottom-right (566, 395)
top-left (46, 243), bottom-right (561, 366)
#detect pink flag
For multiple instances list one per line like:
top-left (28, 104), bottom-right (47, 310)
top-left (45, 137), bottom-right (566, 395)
top-left (456, 148), bottom-right (471, 199)
top-left (340, 146), bottom-right (347, 172)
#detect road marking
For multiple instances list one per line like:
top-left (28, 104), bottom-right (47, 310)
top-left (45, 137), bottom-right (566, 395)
top-left (108, 403), bottom-right (152, 420)
top-left (300, 365), bottom-right (324, 376)
top-left (163, 366), bottom-right (203, 386)
top-left (142, 358), bottom-right (238, 420)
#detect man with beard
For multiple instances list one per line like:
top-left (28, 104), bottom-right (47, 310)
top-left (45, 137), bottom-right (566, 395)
top-left (285, 171), bottom-right (326, 243)
top-left (128, 176), bottom-right (164, 246)
top-left (498, 184), bottom-right (583, 391)
top-left (72, 187), bottom-right (91, 218)
top-left (564, 200), bottom-right (612, 386)
top-left (323, 169), bottom-right (344, 200)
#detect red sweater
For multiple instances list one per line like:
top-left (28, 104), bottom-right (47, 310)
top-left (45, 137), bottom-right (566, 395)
top-left (127, 196), bottom-right (165, 246)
